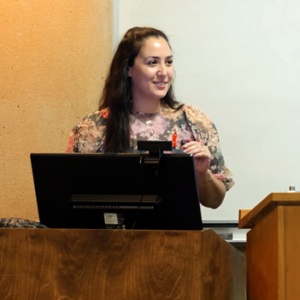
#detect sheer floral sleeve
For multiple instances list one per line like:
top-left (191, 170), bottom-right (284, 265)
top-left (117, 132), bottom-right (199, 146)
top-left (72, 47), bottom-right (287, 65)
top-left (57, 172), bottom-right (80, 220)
top-left (65, 110), bottom-right (107, 153)
top-left (182, 104), bottom-right (234, 191)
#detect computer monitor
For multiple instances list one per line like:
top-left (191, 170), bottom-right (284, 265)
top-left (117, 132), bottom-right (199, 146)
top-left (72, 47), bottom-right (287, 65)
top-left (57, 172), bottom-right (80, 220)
top-left (30, 152), bottom-right (202, 230)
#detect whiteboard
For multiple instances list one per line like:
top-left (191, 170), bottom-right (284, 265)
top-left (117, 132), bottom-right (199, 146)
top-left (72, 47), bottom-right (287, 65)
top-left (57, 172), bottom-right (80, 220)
top-left (114, 0), bottom-right (300, 221)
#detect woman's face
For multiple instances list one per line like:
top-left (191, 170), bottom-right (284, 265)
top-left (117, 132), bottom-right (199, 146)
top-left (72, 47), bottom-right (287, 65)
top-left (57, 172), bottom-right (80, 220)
top-left (128, 37), bottom-right (173, 104)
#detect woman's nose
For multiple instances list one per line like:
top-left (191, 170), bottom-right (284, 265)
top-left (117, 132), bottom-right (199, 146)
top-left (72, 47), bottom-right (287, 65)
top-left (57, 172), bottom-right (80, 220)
top-left (157, 64), bottom-right (167, 76)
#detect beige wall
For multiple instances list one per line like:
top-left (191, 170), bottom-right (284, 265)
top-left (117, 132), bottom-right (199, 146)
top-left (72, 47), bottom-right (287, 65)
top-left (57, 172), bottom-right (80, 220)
top-left (0, 0), bottom-right (113, 221)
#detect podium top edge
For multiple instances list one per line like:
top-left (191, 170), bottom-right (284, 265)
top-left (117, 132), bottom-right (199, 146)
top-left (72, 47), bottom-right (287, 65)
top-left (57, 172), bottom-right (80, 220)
top-left (239, 192), bottom-right (300, 229)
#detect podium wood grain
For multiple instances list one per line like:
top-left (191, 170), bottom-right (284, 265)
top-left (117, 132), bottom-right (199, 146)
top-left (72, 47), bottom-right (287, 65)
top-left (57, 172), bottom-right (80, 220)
top-left (0, 229), bottom-right (245, 300)
top-left (239, 193), bottom-right (300, 300)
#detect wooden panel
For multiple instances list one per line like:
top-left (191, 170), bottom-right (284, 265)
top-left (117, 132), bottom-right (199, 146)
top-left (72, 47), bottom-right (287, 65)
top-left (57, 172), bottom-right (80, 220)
top-left (247, 207), bottom-right (281, 300)
top-left (200, 230), bottom-right (246, 300)
top-left (0, 229), bottom-right (245, 300)
top-left (239, 193), bottom-right (300, 229)
top-left (282, 206), bottom-right (300, 299)
top-left (239, 209), bottom-right (251, 220)
top-left (0, 229), bottom-right (200, 300)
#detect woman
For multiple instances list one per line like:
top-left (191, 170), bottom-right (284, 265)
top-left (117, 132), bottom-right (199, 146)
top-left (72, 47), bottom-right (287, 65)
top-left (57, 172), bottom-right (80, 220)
top-left (66, 27), bottom-right (234, 208)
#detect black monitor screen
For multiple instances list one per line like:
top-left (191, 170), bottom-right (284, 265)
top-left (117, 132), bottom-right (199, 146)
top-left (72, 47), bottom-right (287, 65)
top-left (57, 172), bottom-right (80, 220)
top-left (30, 153), bottom-right (202, 230)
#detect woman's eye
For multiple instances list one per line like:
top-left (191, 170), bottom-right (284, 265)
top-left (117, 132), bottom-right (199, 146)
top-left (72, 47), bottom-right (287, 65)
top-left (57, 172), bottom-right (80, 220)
top-left (166, 60), bottom-right (173, 65)
top-left (148, 60), bottom-right (157, 65)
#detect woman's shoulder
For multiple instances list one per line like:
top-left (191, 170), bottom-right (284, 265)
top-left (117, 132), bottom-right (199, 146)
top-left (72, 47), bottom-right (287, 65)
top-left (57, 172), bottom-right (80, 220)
top-left (77, 109), bottom-right (109, 126)
top-left (66, 109), bottom-right (108, 153)
top-left (181, 104), bottom-right (213, 125)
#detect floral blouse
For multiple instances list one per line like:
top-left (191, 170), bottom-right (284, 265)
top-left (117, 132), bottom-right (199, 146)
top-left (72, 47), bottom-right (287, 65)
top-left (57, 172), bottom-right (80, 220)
top-left (66, 103), bottom-right (234, 191)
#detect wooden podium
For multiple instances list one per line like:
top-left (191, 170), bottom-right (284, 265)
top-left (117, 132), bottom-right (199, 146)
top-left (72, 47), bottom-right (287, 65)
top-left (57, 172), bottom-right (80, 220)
top-left (239, 192), bottom-right (300, 300)
top-left (0, 228), bottom-right (245, 300)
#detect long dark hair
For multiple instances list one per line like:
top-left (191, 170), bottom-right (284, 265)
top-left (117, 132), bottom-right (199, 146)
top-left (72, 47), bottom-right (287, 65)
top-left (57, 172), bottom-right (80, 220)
top-left (99, 27), bottom-right (180, 153)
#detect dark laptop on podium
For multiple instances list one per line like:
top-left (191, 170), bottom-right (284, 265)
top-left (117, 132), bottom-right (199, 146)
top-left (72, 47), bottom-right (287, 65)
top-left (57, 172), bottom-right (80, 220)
top-left (30, 141), bottom-right (202, 230)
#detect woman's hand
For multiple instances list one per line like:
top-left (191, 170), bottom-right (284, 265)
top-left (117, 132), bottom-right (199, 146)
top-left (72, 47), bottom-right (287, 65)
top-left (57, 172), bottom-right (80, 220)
top-left (182, 141), bottom-right (211, 175)
top-left (182, 141), bottom-right (225, 208)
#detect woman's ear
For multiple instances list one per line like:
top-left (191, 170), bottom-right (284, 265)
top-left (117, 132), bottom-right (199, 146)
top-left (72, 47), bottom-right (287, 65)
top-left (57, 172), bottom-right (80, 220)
top-left (127, 68), bottom-right (132, 77)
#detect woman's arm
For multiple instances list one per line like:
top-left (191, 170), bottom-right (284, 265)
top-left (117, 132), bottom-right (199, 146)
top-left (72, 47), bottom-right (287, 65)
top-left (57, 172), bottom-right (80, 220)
top-left (196, 169), bottom-right (226, 208)
top-left (182, 141), bottom-right (226, 209)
